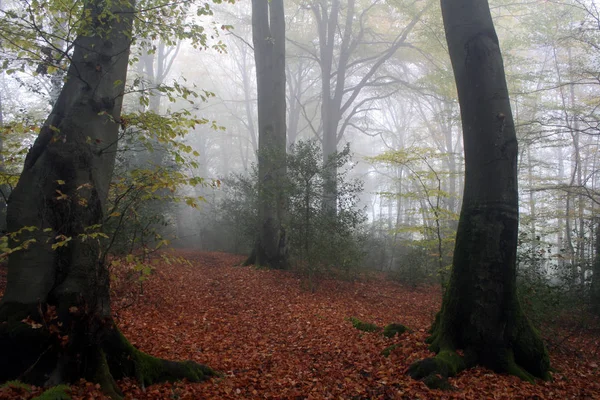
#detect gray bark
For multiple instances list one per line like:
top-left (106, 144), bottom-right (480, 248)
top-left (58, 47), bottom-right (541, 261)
top-left (0, 89), bottom-right (6, 232)
top-left (409, 0), bottom-right (550, 386)
top-left (591, 219), bottom-right (600, 313)
top-left (245, 0), bottom-right (288, 269)
top-left (0, 1), bottom-right (214, 395)
top-left (2, 1), bottom-right (134, 310)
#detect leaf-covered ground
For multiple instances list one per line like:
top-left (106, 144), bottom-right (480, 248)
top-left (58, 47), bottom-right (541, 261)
top-left (1, 250), bottom-right (600, 399)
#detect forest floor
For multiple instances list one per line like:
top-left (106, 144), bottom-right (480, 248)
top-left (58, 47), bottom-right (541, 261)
top-left (1, 250), bottom-right (600, 399)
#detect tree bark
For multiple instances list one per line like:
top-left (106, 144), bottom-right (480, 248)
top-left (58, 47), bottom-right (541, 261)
top-left (0, 1), bottom-right (214, 397)
top-left (0, 89), bottom-right (7, 233)
top-left (408, 0), bottom-right (550, 388)
top-left (591, 218), bottom-right (600, 313)
top-left (244, 0), bottom-right (288, 269)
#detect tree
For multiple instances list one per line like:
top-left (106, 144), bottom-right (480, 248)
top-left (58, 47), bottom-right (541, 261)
top-left (0, 1), bottom-right (214, 397)
top-left (245, 0), bottom-right (289, 269)
top-left (591, 218), bottom-right (600, 313)
top-left (286, 140), bottom-right (365, 283)
top-left (303, 0), bottom-right (429, 213)
top-left (408, 0), bottom-right (550, 388)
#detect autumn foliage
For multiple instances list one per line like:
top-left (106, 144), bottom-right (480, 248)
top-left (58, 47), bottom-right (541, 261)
top-left (1, 251), bottom-right (599, 399)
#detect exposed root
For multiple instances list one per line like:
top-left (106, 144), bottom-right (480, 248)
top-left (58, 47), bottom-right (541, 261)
top-left (0, 315), bottom-right (218, 400)
top-left (243, 247), bottom-right (256, 266)
top-left (408, 349), bottom-right (467, 389)
top-left (104, 327), bottom-right (218, 393)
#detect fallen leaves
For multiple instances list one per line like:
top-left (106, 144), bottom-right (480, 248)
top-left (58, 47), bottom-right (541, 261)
top-left (1, 250), bottom-right (600, 399)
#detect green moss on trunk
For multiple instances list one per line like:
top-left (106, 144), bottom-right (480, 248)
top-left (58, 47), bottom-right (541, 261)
top-left (0, 313), bottom-right (217, 399)
top-left (103, 327), bottom-right (218, 389)
top-left (409, 290), bottom-right (550, 389)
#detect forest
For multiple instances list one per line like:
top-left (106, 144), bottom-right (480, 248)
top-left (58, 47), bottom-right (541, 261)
top-left (0, 0), bottom-right (600, 398)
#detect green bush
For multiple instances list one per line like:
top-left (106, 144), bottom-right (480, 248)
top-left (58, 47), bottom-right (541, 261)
top-left (516, 232), bottom-right (589, 333)
top-left (286, 141), bottom-right (366, 282)
top-left (213, 140), bottom-right (367, 284)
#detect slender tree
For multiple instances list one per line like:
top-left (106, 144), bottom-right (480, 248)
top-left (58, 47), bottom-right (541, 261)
top-left (245, 0), bottom-right (288, 268)
top-left (0, 1), bottom-right (214, 397)
top-left (305, 0), bottom-right (428, 213)
top-left (0, 79), bottom-right (6, 233)
top-left (591, 218), bottom-right (600, 313)
top-left (408, 0), bottom-right (550, 387)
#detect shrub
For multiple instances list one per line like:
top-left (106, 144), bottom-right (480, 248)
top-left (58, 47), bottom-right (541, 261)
top-left (212, 140), bottom-right (367, 285)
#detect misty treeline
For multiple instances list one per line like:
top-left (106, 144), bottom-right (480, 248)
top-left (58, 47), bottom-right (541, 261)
top-left (206, 0), bottom-right (600, 321)
top-left (1, 0), bottom-right (600, 315)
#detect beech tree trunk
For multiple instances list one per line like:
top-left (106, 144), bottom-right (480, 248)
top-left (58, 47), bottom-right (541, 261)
top-left (0, 92), bottom-right (7, 233)
top-left (244, 0), bottom-right (288, 269)
top-left (408, 0), bottom-right (550, 388)
top-left (0, 1), bottom-right (214, 397)
top-left (591, 219), bottom-right (600, 313)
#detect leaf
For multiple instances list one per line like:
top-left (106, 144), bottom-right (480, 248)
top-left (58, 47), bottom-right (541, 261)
top-left (21, 317), bottom-right (42, 329)
top-left (55, 190), bottom-right (68, 200)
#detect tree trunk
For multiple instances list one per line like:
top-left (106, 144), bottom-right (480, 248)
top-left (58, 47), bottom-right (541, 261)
top-left (408, 0), bottom-right (550, 388)
top-left (321, 103), bottom-right (340, 214)
top-left (244, 0), bottom-right (288, 269)
top-left (591, 218), bottom-right (600, 313)
top-left (0, 2), bottom-right (214, 397)
top-left (0, 89), bottom-right (7, 233)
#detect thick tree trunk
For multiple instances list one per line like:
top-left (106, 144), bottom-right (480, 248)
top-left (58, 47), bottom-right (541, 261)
top-left (245, 0), bottom-right (288, 269)
top-left (0, 1), bottom-right (215, 397)
top-left (408, 0), bottom-right (550, 388)
top-left (591, 219), bottom-right (600, 313)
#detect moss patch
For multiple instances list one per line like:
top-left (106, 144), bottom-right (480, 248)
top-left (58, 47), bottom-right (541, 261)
top-left (511, 301), bottom-right (551, 381)
top-left (31, 385), bottom-right (71, 400)
top-left (104, 327), bottom-right (218, 388)
top-left (348, 317), bottom-right (380, 333)
top-left (408, 350), bottom-right (467, 390)
top-left (383, 323), bottom-right (409, 338)
top-left (1, 380), bottom-right (32, 391)
top-left (422, 374), bottom-right (453, 390)
top-left (381, 344), bottom-right (400, 357)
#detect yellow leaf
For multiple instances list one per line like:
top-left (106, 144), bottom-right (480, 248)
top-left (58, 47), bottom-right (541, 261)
top-left (55, 190), bottom-right (68, 200)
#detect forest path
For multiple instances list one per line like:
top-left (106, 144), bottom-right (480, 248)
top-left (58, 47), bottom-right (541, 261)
top-left (113, 250), bottom-right (600, 399)
top-left (116, 250), bottom-right (441, 399)
top-left (1, 250), bottom-right (599, 398)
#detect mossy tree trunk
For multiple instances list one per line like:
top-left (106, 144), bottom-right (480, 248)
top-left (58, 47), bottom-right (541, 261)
top-left (0, 1), bottom-right (214, 398)
top-left (408, 0), bottom-right (550, 387)
top-left (245, 0), bottom-right (288, 269)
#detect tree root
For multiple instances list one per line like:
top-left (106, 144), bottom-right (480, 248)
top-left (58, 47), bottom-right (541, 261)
top-left (243, 247), bottom-right (256, 266)
top-left (102, 327), bottom-right (218, 398)
top-left (408, 349), bottom-right (467, 389)
top-left (0, 315), bottom-right (217, 400)
top-left (409, 303), bottom-right (550, 390)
